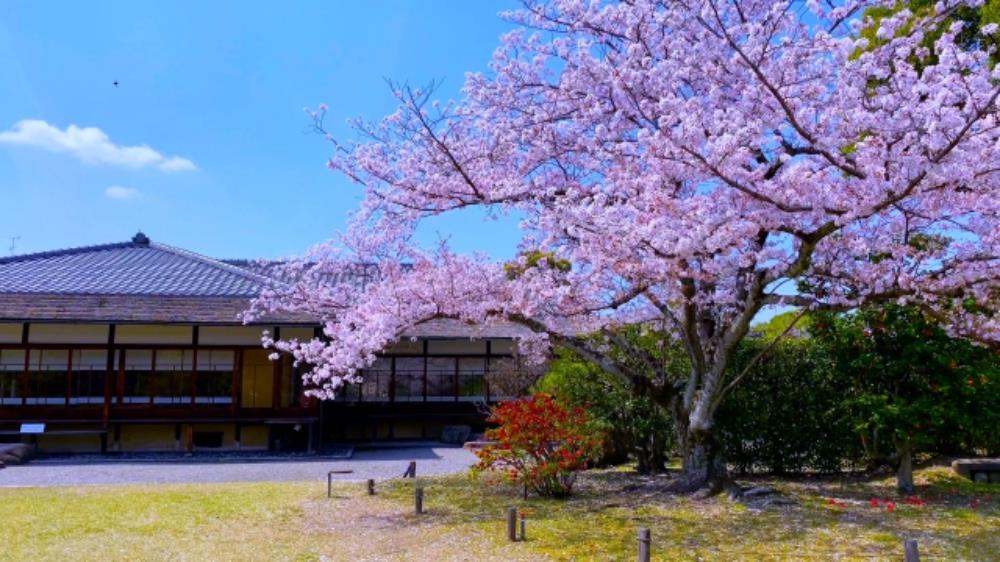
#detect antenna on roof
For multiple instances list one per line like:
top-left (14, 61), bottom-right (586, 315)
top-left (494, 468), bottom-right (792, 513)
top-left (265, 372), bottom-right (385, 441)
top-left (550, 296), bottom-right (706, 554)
top-left (8, 236), bottom-right (20, 255)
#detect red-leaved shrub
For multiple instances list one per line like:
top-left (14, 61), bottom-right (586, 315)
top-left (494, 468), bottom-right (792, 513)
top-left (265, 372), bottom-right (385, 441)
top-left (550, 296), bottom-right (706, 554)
top-left (473, 393), bottom-right (602, 497)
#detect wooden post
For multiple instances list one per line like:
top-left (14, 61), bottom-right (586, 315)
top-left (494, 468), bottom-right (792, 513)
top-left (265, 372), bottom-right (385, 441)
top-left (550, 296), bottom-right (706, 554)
top-left (519, 512), bottom-right (526, 541)
top-left (507, 507), bottom-right (518, 542)
top-left (904, 539), bottom-right (920, 562)
top-left (415, 485), bottom-right (424, 514)
top-left (638, 528), bottom-right (651, 562)
top-left (367, 479), bottom-right (375, 496)
top-left (327, 471), bottom-right (333, 499)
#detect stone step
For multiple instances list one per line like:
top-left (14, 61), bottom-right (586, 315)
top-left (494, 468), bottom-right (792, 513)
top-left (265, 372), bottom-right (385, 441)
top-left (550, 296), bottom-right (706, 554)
top-left (952, 458), bottom-right (1000, 483)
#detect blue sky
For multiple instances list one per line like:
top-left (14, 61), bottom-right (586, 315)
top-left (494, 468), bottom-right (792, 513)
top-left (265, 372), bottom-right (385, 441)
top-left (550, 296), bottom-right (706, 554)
top-left (0, 0), bottom-right (523, 260)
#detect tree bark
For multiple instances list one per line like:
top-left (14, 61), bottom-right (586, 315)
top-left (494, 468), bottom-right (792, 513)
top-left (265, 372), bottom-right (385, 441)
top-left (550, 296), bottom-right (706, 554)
top-left (895, 437), bottom-right (915, 494)
top-left (668, 400), bottom-right (729, 494)
top-left (670, 427), bottom-right (728, 493)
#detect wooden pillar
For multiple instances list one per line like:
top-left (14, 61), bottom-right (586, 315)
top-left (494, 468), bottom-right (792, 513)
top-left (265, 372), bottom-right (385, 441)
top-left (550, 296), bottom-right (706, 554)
top-left (19, 323), bottom-right (29, 407)
top-left (485, 340), bottom-right (492, 403)
top-left (191, 326), bottom-right (200, 405)
top-left (388, 357), bottom-right (396, 439)
top-left (65, 348), bottom-right (73, 407)
top-left (116, 349), bottom-right (126, 405)
top-left (149, 349), bottom-right (157, 406)
top-left (271, 327), bottom-right (282, 409)
top-left (103, 325), bottom-right (116, 423)
top-left (422, 340), bottom-right (428, 402)
top-left (454, 356), bottom-right (460, 402)
top-left (231, 350), bottom-right (242, 416)
top-left (389, 357), bottom-right (396, 403)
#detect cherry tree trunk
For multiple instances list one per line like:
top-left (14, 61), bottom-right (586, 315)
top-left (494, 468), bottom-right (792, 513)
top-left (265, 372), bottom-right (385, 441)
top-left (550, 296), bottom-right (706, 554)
top-left (674, 428), bottom-right (728, 493)
top-left (669, 401), bottom-right (729, 494)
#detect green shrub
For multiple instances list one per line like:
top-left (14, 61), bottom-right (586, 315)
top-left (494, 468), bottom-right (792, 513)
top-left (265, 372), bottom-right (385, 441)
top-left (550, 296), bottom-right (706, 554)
top-left (716, 338), bottom-right (862, 474)
top-left (535, 349), bottom-right (674, 472)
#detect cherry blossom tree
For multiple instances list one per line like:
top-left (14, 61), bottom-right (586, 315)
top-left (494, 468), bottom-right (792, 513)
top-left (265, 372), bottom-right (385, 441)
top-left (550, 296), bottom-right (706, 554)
top-left (251, 0), bottom-right (1000, 492)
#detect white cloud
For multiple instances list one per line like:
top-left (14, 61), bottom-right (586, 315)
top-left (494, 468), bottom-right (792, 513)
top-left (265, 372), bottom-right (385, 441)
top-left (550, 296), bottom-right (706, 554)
top-left (104, 185), bottom-right (141, 200)
top-left (0, 119), bottom-right (196, 172)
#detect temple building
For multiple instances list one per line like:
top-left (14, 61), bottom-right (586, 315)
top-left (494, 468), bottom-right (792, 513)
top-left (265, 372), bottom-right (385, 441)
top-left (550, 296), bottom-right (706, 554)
top-left (0, 233), bottom-right (518, 453)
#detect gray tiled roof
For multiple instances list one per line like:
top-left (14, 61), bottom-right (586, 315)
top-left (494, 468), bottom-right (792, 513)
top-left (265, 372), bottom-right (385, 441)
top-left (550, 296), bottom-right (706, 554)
top-left (0, 293), bottom-right (529, 337)
top-left (0, 233), bottom-right (276, 297)
top-left (0, 293), bottom-right (305, 324)
top-left (0, 234), bottom-right (529, 337)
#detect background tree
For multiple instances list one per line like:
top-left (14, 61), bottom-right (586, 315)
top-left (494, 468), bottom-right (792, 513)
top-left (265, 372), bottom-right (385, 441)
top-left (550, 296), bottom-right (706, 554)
top-left (251, 0), bottom-right (1000, 493)
top-left (810, 305), bottom-right (1000, 492)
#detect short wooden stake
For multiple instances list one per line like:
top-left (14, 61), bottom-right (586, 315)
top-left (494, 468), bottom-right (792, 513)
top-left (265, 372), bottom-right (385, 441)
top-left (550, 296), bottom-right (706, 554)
top-left (904, 539), bottom-right (920, 562)
top-left (506, 507), bottom-right (518, 542)
top-left (519, 512), bottom-right (526, 541)
top-left (638, 528), bottom-right (651, 562)
top-left (367, 478), bottom-right (375, 496)
top-left (327, 469), bottom-right (353, 498)
top-left (415, 485), bottom-right (424, 514)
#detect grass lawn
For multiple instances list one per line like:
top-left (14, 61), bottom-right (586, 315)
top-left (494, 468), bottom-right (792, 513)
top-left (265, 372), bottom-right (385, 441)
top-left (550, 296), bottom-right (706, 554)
top-left (1, 465), bottom-right (997, 561)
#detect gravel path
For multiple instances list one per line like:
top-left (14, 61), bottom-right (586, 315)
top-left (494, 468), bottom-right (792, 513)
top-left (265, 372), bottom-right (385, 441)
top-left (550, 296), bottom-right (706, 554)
top-left (0, 446), bottom-right (477, 487)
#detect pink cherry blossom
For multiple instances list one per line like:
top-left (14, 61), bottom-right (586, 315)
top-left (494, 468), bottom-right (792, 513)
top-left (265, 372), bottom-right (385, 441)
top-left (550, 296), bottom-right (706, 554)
top-left (250, 0), bottom-right (1000, 490)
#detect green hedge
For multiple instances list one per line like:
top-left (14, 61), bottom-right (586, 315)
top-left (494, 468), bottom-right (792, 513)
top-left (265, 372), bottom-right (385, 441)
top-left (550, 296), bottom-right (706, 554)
top-left (716, 339), bottom-right (862, 474)
top-left (539, 310), bottom-right (1000, 474)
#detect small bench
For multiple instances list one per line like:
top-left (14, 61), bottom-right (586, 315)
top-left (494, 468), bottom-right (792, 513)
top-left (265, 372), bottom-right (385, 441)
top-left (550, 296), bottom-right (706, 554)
top-left (952, 459), bottom-right (1000, 483)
